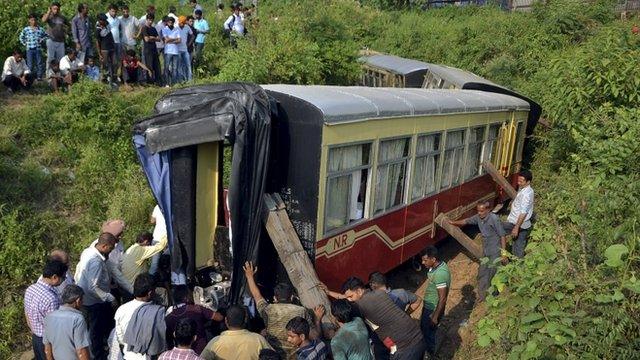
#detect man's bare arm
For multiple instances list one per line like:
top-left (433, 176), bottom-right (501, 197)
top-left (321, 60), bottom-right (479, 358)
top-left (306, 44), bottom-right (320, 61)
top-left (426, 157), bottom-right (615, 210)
top-left (243, 261), bottom-right (264, 303)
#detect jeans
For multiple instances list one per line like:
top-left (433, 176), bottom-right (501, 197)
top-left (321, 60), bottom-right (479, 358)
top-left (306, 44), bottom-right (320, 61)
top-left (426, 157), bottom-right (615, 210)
top-left (145, 50), bottom-right (162, 85)
top-left (46, 39), bottom-right (65, 69)
top-left (100, 50), bottom-right (117, 81)
top-left (32, 334), bottom-right (46, 360)
top-left (164, 53), bottom-right (179, 86)
top-left (85, 302), bottom-right (115, 360)
top-left (502, 222), bottom-right (531, 258)
top-left (178, 51), bottom-right (192, 82)
top-left (26, 48), bottom-right (44, 79)
top-left (477, 254), bottom-right (500, 301)
top-left (194, 42), bottom-right (205, 69)
top-left (420, 307), bottom-right (437, 355)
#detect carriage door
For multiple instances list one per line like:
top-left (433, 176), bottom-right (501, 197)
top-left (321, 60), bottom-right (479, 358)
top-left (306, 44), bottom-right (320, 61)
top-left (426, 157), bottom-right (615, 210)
top-left (494, 114), bottom-right (518, 177)
top-left (195, 141), bottom-right (222, 269)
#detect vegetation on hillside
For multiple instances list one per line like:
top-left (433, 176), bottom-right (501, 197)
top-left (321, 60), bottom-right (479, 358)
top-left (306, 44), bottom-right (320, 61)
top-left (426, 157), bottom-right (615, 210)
top-left (1, 0), bottom-right (639, 358)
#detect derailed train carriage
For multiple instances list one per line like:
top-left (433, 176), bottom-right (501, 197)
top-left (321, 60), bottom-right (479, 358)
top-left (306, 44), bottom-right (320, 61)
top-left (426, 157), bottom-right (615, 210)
top-left (133, 82), bottom-right (539, 302)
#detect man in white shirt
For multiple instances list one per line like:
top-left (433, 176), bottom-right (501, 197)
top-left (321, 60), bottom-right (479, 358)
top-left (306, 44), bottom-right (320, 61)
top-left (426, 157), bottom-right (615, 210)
top-left (223, 4), bottom-right (245, 40)
top-left (162, 17), bottom-right (181, 86)
top-left (167, 6), bottom-right (180, 23)
top-left (75, 232), bottom-right (122, 360)
top-left (2, 50), bottom-right (34, 92)
top-left (106, 3), bottom-right (123, 78)
top-left (59, 49), bottom-right (85, 84)
top-left (115, 273), bottom-right (166, 360)
top-left (149, 205), bottom-right (167, 275)
top-left (119, 5), bottom-right (139, 51)
top-left (502, 169), bottom-right (534, 258)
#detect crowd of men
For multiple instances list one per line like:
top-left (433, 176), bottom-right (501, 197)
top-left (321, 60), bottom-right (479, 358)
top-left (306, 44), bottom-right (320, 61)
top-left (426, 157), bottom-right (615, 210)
top-left (3, 1), bottom-right (253, 93)
top-left (23, 168), bottom-right (534, 360)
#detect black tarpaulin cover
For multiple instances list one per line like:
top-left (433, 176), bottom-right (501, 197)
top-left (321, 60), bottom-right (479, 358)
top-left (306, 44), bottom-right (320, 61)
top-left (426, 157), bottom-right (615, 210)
top-left (133, 82), bottom-right (273, 304)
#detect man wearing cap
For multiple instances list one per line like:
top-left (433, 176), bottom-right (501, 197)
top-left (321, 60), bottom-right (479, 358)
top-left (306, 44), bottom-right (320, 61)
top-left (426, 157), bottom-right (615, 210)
top-left (176, 16), bottom-right (193, 82)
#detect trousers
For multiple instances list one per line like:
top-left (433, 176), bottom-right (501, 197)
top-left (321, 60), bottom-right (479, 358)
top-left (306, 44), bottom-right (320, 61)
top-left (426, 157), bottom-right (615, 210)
top-left (32, 334), bottom-right (46, 360)
top-left (26, 48), bottom-right (44, 79)
top-left (85, 302), bottom-right (115, 360)
top-left (420, 306), bottom-right (438, 355)
top-left (502, 222), bottom-right (531, 258)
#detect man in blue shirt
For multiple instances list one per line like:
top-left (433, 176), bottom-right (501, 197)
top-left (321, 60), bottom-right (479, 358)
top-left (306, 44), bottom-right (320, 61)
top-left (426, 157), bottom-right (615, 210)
top-left (192, 9), bottom-right (209, 70)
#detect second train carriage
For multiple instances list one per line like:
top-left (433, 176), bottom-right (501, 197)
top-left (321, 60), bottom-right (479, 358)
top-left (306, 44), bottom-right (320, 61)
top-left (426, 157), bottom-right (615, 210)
top-left (134, 83), bottom-right (536, 297)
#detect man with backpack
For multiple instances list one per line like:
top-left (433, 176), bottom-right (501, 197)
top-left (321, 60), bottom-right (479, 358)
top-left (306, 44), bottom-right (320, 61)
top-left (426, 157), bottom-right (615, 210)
top-left (223, 3), bottom-right (245, 46)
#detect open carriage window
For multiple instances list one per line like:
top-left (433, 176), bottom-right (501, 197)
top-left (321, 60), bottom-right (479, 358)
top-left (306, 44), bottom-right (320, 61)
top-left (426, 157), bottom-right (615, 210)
top-left (441, 129), bottom-right (466, 190)
top-left (324, 143), bottom-right (372, 234)
top-left (374, 137), bottom-right (411, 214)
top-left (464, 126), bottom-right (486, 180)
top-left (411, 133), bottom-right (442, 200)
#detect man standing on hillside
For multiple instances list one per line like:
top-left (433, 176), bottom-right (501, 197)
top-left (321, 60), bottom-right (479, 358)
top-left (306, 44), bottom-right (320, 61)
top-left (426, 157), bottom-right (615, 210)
top-left (42, 2), bottom-right (68, 69)
top-left (420, 246), bottom-right (451, 356)
top-left (177, 16), bottom-right (193, 82)
top-left (71, 3), bottom-right (92, 63)
top-left (105, 3), bottom-right (122, 77)
top-left (19, 14), bottom-right (47, 80)
top-left (96, 13), bottom-right (117, 83)
top-left (162, 16), bottom-right (181, 86)
top-left (24, 259), bottom-right (68, 360)
top-left (119, 5), bottom-right (139, 52)
top-left (192, 9), bottom-right (209, 71)
top-left (42, 285), bottom-right (91, 360)
top-left (502, 169), bottom-right (535, 258)
top-left (448, 201), bottom-right (507, 301)
top-left (75, 232), bottom-right (125, 360)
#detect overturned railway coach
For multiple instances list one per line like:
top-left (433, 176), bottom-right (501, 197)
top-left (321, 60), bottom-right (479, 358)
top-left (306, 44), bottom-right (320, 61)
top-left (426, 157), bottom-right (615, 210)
top-left (133, 83), bottom-right (537, 298)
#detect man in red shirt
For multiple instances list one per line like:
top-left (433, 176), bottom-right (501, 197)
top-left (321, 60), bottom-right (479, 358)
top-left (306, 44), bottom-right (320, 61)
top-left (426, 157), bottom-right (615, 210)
top-left (165, 285), bottom-right (223, 355)
top-left (122, 49), bottom-right (152, 85)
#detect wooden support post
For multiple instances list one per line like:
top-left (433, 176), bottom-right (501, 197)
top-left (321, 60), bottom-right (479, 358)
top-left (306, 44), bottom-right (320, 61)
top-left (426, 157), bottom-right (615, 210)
top-left (263, 193), bottom-right (332, 323)
top-left (482, 161), bottom-right (517, 199)
top-left (434, 213), bottom-right (483, 261)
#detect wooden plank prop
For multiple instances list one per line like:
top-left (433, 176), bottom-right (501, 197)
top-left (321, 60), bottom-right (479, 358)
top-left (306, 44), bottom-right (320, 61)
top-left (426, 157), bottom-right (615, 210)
top-left (482, 161), bottom-right (517, 199)
top-left (434, 213), bottom-right (483, 261)
top-left (263, 193), bottom-right (332, 323)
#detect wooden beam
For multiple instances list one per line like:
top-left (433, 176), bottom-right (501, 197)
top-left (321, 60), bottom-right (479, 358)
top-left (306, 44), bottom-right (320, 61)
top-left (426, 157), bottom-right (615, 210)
top-left (434, 213), bottom-right (483, 261)
top-left (262, 194), bottom-right (332, 324)
top-left (482, 161), bottom-right (517, 199)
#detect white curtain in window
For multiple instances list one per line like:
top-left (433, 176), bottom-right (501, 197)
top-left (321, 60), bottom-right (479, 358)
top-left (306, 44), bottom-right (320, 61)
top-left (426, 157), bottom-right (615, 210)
top-left (376, 139), bottom-right (407, 212)
top-left (412, 157), bottom-right (426, 200)
top-left (465, 143), bottom-right (482, 180)
top-left (350, 170), bottom-right (362, 220)
top-left (442, 131), bottom-right (464, 188)
top-left (386, 162), bottom-right (406, 208)
top-left (326, 176), bottom-right (350, 231)
top-left (329, 145), bottom-right (362, 172)
top-left (425, 154), bottom-right (438, 193)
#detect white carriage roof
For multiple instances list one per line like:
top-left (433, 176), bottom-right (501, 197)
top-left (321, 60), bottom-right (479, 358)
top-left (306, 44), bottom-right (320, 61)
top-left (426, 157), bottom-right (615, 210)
top-left (359, 54), bottom-right (429, 75)
top-left (425, 63), bottom-right (498, 88)
top-left (262, 85), bottom-right (530, 124)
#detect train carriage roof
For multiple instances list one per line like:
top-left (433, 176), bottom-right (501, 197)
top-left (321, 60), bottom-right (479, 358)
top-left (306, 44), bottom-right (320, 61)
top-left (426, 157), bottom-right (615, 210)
top-left (263, 85), bottom-right (530, 124)
top-left (358, 54), bottom-right (429, 75)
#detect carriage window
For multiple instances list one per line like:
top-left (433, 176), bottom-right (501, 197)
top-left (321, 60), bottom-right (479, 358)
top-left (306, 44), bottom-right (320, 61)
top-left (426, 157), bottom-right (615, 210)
top-left (411, 133), bottom-right (442, 200)
top-left (464, 126), bottom-right (486, 180)
top-left (374, 138), bottom-right (411, 214)
top-left (324, 143), bottom-right (372, 234)
top-left (483, 123), bottom-right (502, 165)
top-left (441, 130), bottom-right (466, 189)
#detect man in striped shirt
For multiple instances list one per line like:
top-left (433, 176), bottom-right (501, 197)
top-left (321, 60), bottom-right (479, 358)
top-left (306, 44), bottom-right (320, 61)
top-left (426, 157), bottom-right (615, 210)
top-left (285, 317), bottom-right (328, 360)
top-left (19, 14), bottom-right (47, 79)
top-left (24, 259), bottom-right (68, 360)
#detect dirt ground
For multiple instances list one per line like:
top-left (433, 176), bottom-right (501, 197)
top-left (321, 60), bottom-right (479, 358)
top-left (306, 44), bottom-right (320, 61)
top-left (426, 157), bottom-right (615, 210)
top-left (387, 238), bottom-right (482, 360)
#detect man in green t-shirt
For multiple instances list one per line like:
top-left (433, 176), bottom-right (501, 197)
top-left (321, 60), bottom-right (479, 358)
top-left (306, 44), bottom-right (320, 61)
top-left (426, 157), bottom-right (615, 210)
top-left (420, 246), bottom-right (451, 355)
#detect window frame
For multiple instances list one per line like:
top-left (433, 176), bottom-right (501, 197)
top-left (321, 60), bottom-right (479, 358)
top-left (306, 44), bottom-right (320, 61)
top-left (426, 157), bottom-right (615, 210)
top-left (323, 140), bottom-right (373, 236)
top-left (464, 125), bottom-right (488, 181)
top-left (410, 131), bottom-right (444, 202)
top-left (440, 127), bottom-right (468, 191)
top-left (372, 136), bottom-right (412, 216)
